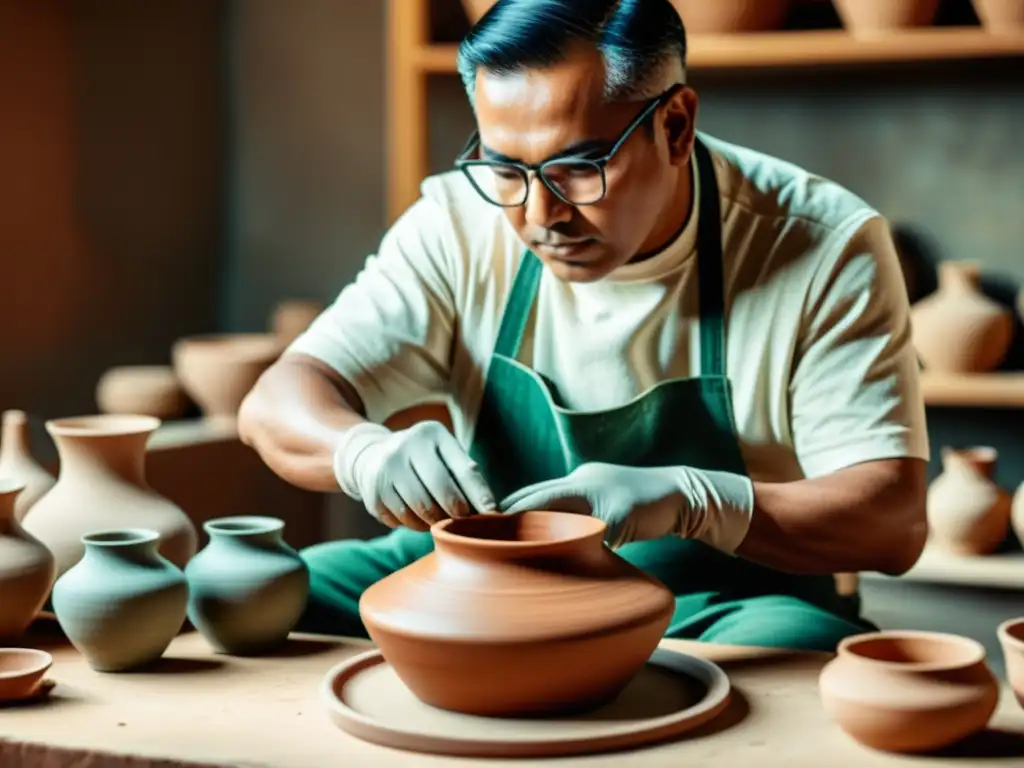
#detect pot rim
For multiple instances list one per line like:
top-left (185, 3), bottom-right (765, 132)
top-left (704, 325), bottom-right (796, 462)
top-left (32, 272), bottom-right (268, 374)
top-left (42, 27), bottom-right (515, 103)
top-left (81, 528), bottom-right (160, 547)
top-left (997, 618), bottom-right (1024, 652)
top-left (46, 414), bottom-right (161, 437)
top-left (432, 510), bottom-right (606, 549)
top-left (0, 476), bottom-right (26, 496)
top-left (204, 515), bottom-right (284, 536)
top-left (837, 630), bottom-right (987, 672)
top-left (0, 648), bottom-right (53, 679)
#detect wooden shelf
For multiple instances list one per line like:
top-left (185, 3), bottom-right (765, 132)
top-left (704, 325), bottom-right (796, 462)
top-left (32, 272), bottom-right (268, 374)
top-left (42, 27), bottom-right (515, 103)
top-left (413, 27), bottom-right (1024, 74)
top-left (920, 372), bottom-right (1024, 408)
top-left (864, 546), bottom-right (1024, 590)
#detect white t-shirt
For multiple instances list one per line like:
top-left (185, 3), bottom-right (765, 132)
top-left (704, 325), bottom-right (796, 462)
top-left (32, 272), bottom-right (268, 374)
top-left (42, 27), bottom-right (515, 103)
top-left (290, 133), bottom-right (929, 483)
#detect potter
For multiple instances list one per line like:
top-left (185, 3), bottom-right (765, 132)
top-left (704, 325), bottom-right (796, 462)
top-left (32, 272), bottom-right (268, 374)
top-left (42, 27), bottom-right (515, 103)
top-left (239, 0), bottom-right (929, 652)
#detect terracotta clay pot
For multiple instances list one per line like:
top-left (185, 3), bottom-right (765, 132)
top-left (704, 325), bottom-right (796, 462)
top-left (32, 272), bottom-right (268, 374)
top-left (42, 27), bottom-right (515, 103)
top-left (271, 300), bottom-right (324, 346)
top-left (460, 0), bottom-right (495, 23)
top-left (997, 618), bottom-right (1024, 710)
top-left (671, 0), bottom-right (790, 33)
top-left (819, 631), bottom-right (999, 753)
top-left (910, 261), bottom-right (1014, 373)
top-left (927, 447), bottom-right (1011, 556)
top-left (359, 510), bottom-right (674, 717)
top-left (973, 0), bottom-right (1024, 32)
top-left (0, 478), bottom-right (55, 640)
top-left (21, 415), bottom-right (198, 581)
top-left (833, 0), bottom-right (940, 35)
top-left (172, 333), bottom-right (284, 419)
top-left (0, 410), bottom-right (55, 522)
top-left (96, 365), bottom-right (190, 420)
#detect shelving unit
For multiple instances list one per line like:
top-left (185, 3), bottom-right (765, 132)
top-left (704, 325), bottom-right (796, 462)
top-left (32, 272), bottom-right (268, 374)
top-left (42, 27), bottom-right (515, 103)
top-left (385, 0), bottom-right (1024, 222)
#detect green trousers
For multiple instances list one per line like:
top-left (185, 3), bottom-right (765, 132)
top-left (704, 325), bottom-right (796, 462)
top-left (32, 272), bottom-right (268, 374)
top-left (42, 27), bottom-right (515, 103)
top-left (295, 528), bottom-right (874, 653)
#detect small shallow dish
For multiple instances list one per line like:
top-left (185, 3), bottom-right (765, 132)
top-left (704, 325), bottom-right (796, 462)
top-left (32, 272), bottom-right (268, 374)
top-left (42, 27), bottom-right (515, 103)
top-left (0, 648), bottom-right (53, 701)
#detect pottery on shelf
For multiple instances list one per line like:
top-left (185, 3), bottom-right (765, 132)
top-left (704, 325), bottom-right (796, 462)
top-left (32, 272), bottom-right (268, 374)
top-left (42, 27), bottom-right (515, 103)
top-left (172, 333), bottom-right (284, 419)
top-left (973, 0), bottom-right (1024, 33)
top-left (52, 528), bottom-right (187, 672)
top-left (0, 478), bottom-right (56, 640)
top-left (22, 415), bottom-right (198, 580)
top-left (832, 0), bottom-right (941, 35)
top-left (1010, 481), bottom-right (1024, 548)
top-left (997, 618), bottom-right (1024, 710)
top-left (271, 300), bottom-right (324, 346)
top-left (95, 365), bottom-right (190, 420)
top-left (926, 447), bottom-right (1011, 556)
top-left (819, 630), bottom-right (999, 753)
top-left (0, 410), bottom-right (56, 522)
top-left (671, 0), bottom-right (790, 33)
top-left (359, 510), bottom-right (675, 717)
top-left (460, 0), bottom-right (495, 23)
top-left (185, 516), bottom-right (309, 655)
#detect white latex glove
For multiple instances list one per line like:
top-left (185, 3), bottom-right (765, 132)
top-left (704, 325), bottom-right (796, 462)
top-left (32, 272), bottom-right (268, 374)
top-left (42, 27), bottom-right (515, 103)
top-left (333, 421), bottom-right (497, 531)
top-left (499, 463), bottom-right (754, 553)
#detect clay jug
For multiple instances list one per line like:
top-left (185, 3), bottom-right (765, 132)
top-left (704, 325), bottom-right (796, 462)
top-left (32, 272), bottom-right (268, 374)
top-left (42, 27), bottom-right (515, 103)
top-left (22, 415), bottom-right (198, 580)
top-left (819, 630), bottom-right (999, 753)
top-left (0, 410), bottom-right (56, 522)
top-left (0, 478), bottom-right (56, 640)
top-left (927, 447), bottom-right (1011, 556)
top-left (973, 0), bottom-right (1024, 33)
top-left (360, 510), bottom-right (674, 717)
top-left (833, 0), bottom-right (940, 35)
top-left (910, 261), bottom-right (1013, 373)
top-left (185, 516), bottom-right (309, 655)
top-left (51, 528), bottom-right (187, 671)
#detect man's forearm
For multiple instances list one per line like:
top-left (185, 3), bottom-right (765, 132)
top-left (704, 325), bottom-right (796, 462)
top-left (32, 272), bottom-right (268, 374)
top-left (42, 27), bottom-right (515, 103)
top-left (735, 458), bottom-right (928, 577)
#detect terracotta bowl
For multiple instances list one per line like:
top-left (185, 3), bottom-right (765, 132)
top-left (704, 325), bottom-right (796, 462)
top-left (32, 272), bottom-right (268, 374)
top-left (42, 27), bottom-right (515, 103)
top-left (833, 0), bottom-right (940, 36)
top-left (973, 0), bottom-right (1024, 33)
top-left (0, 648), bottom-right (53, 701)
top-left (96, 365), bottom-right (190, 420)
top-left (819, 630), bottom-right (999, 753)
top-left (171, 334), bottom-right (284, 419)
top-left (997, 618), bottom-right (1024, 709)
top-left (671, 0), bottom-right (790, 34)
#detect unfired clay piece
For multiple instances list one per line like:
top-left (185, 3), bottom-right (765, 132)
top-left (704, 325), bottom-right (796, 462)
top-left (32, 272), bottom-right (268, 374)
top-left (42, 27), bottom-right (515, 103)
top-left (0, 478), bottom-right (55, 640)
top-left (172, 333), bottom-right (284, 419)
top-left (973, 0), bottom-right (1024, 32)
top-left (0, 648), bottom-right (52, 702)
top-left (833, 0), bottom-right (941, 34)
top-left (95, 365), bottom-right (190, 420)
top-left (927, 446), bottom-right (1011, 556)
top-left (671, 0), bottom-right (790, 33)
top-left (997, 618), bottom-right (1024, 710)
top-left (0, 410), bottom-right (56, 522)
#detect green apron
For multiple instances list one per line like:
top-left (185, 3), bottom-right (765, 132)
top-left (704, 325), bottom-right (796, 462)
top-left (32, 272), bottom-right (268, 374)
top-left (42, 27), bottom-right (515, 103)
top-left (298, 137), bottom-right (873, 651)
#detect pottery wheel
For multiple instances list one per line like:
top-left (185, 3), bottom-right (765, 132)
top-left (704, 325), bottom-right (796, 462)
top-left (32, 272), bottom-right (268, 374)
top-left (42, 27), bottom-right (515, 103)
top-left (320, 647), bottom-right (732, 758)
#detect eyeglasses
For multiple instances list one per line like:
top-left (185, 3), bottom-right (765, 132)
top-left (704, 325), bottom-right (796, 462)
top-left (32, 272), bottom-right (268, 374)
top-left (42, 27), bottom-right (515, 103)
top-left (454, 84), bottom-right (683, 208)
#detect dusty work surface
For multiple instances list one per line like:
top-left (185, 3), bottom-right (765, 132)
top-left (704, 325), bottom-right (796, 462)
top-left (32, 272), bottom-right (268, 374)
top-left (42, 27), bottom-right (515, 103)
top-left (1, 621), bottom-right (1023, 767)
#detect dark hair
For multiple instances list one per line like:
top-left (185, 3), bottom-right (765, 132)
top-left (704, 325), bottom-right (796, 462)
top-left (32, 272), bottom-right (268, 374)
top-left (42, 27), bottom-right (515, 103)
top-left (457, 0), bottom-right (687, 106)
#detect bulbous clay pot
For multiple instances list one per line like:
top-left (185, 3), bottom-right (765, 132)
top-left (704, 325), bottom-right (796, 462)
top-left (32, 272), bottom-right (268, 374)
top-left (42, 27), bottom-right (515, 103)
top-left (271, 300), bottom-right (324, 346)
top-left (833, 0), bottom-right (940, 35)
top-left (22, 415), bottom-right (198, 580)
top-left (0, 410), bottom-right (56, 522)
top-left (172, 333), bottom-right (284, 419)
top-left (819, 630), bottom-right (999, 753)
top-left (185, 516), bottom-right (309, 655)
top-left (96, 365), bottom-right (190, 420)
top-left (52, 528), bottom-right (187, 672)
top-left (672, 0), bottom-right (790, 33)
top-left (973, 0), bottom-right (1024, 32)
top-left (0, 478), bottom-right (55, 640)
top-left (997, 618), bottom-right (1024, 710)
top-left (910, 261), bottom-right (1013, 373)
top-left (359, 510), bottom-right (675, 717)
top-left (927, 447), bottom-right (1011, 556)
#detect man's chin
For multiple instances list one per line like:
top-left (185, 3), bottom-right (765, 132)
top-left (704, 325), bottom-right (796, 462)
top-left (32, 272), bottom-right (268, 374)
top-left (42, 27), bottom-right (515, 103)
top-left (536, 251), bottom-right (615, 283)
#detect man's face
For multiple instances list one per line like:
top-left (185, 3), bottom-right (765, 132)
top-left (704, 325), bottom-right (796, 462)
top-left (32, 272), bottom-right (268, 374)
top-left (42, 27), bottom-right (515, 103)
top-left (472, 45), bottom-right (695, 282)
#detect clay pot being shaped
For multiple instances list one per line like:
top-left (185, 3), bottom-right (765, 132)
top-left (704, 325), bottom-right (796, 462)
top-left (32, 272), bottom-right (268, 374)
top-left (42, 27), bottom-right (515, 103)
top-left (997, 618), bottom-right (1024, 710)
top-left (21, 415), bottom-right (198, 581)
top-left (927, 447), bottom-right (1011, 556)
top-left (52, 528), bottom-right (187, 672)
top-left (671, 0), bottom-right (790, 33)
top-left (973, 0), bottom-right (1024, 33)
top-left (0, 410), bottom-right (56, 522)
top-left (833, 0), bottom-right (941, 35)
top-left (819, 630), bottom-right (999, 753)
top-left (359, 511), bottom-right (675, 717)
top-left (271, 300), bottom-right (324, 346)
top-left (185, 516), bottom-right (309, 655)
top-left (910, 261), bottom-right (1014, 373)
top-left (172, 333), bottom-right (284, 419)
top-left (96, 365), bottom-right (190, 420)
top-left (0, 478), bottom-right (56, 640)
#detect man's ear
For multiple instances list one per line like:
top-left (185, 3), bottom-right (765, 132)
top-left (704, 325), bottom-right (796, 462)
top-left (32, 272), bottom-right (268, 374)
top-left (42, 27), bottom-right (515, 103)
top-left (664, 86), bottom-right (698, 166)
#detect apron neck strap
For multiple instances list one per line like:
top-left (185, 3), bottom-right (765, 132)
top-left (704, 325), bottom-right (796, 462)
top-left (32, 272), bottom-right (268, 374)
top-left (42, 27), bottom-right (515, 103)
top-left (493, 135), bottom-right (726, 377)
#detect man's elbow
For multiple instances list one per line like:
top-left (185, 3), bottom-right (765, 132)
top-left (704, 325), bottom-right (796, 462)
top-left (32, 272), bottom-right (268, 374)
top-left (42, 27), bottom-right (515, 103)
top-left (878, 487), bottom-right (928, 576)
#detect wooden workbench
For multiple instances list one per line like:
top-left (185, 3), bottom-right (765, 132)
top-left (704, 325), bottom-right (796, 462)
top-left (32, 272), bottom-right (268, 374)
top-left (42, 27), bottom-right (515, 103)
top-left (2, 623), bottom-right (1023, 767)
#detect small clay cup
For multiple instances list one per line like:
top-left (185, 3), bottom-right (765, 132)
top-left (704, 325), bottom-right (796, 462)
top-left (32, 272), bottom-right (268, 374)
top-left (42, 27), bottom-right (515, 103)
top-left (819, 630), bottom-right (999, 753)
top-left (997, 617), bottom-right (1024, 709)
top-left (0, 648), bottom-right (52, 701)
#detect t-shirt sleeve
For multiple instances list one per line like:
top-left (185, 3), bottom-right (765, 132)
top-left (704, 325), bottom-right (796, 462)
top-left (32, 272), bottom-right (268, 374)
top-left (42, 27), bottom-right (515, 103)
top-left (286, 196), bottom-right (458, 424)
top-left (789, 214), bottom-right (930, 479)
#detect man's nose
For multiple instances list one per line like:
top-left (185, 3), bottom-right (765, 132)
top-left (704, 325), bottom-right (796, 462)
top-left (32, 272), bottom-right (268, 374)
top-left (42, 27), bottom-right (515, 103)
top-left (523, 175), bottom-right (573, 229)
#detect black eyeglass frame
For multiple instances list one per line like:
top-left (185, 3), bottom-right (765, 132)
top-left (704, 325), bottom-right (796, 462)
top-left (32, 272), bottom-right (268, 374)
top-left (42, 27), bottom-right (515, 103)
top-left (454, 83), bottom-right (685, 208)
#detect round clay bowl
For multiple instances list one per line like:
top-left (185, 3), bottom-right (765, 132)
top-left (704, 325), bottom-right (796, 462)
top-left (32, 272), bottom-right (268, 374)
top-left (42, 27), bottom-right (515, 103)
top-left (171, 334), bottom-right (284, 418)
top-left (819, 630), bottom-right (999, 753)
top-left (359, 510), bottom-right (674, 717)
top-left (0, 648), bottom-right (52, 701)
top-left (833, 0), bottom-right (940, 35)
top-left (997, 617), bottom-right (1024, 710)
top-left (671, 0), bottom-right (790, 34)
top-left (974, 0), bottom-right (1024, 33)
top-left (96, 365), bottom-right (190, 420)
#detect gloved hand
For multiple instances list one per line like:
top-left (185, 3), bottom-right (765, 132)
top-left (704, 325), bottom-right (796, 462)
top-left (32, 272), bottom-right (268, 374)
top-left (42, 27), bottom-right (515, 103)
top-left (333, 420), bottom-right (497, 531)
top-left (499, 463), bottom-right (754, 553)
